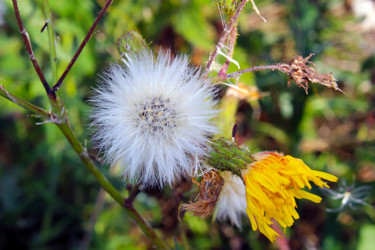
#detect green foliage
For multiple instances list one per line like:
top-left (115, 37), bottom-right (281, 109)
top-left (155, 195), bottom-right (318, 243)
top-left (1, 0), bottom-right (375, 249)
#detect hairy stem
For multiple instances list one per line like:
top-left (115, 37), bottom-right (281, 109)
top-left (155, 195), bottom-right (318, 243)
top-left (204, 0), bottom-right (248, 76)
top-left (218, 23), bottom-right (238, 77)
top-left (41, 0), bottom-right (58, 83)
top-left (226, 64), bottom-right (281, 79)
top-left (52, 0), bottom-right (114, 92)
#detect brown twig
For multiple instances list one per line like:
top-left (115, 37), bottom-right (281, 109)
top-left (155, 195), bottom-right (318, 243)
top-left (12, 0), bottom-right (54, 99)
top-left (52, 0), bottom-right (114, 92)
top-left (204, 0), bottom-right (248, 77)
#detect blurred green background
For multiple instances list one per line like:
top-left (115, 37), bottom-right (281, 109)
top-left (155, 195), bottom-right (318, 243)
top-left (1, 0), bottom-right (375, 249)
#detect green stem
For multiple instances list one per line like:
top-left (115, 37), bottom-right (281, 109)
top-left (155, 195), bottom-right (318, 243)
top-left (0, 85), bottom-right (50, 117)
top-left (39, 3), bottom-right (59, 238)
top-left (0, 85), bottom-right (170, 249)
top-left (39, 0), bottom-right (62, 117)
top-left (179, 224), bottom-right (190, 250)
top-left (41, 0), bottom-right (58, 83)
top-left (56, 118), bottom-right (170, 249)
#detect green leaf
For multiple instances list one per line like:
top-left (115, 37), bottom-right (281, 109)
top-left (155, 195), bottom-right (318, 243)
top-left (173, 2), bottom-right (214, 50)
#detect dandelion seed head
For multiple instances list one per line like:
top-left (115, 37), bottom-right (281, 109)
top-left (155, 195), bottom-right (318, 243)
top-left (135, 96), bottom-right (177, 135)
top-left (90, 50), bottom-right (217, 188)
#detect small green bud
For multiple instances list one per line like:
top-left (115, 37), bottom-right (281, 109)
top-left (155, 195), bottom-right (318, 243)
top-left (117, 31), bottom-right (149, 56)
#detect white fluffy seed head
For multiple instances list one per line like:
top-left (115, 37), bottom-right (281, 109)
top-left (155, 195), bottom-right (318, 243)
top-left (90, 50), bottom-right (217, 188)
top-left (215, 171), bottom-right (247, 228)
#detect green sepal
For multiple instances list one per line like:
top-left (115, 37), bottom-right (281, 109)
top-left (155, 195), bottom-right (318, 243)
top-left (207, 137), bottom-right (254, 178)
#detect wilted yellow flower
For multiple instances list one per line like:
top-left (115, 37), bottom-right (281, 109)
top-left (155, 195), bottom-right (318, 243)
top-left (242, 152), bottom-right (338, 242)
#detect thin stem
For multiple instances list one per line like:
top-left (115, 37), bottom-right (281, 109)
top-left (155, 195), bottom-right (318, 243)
top-left (204, 0), bottom-right (248, 77)
top-left (0, 85), bottom-right (50, 117)
top-left (52, 0), bottom-right (114, 92)
top-left (179, 224), bottom-right (190, 250)
top-left (226, 64), bottom-right (281, 79)
top-left (217, 23), bottom-right (238, 77)
top-left (41, 0), bottom-right (58, 83)
top-left (125, 185), bottom-right (140, 204)
top-left (271, 220), bottom-right (290, 250)
top-left (11, 0), bottom-right (54, 99)
top-left (56, 120), bottom-right (170, 249)
top-left (1, 84), bottom-right (169, 249)
top-left (10, 0), bottom-right (169, 247)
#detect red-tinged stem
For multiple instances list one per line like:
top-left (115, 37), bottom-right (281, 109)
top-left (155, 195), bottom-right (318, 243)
top-left (12, 0), bottom-right (55, 99)
top-left (226, 64), bottom-right (282, 79)
top-left (271, 220), bottom-right (290, 250)
top-left (52, 0), bottom-right (114, 92)
top-left (204, 0), bottom-right (248, 77)
top-left (218, 24), bottom-right (238, 77)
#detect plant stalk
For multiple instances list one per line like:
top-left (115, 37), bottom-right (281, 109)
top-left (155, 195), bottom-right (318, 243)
top-left (52, 0), bottom-right (114, 92)
top-left (56, 118), bottom-right (170, 249)
top-left (41, 0), bottom-right (58, 83)
top-left (204, 0), bottom-right (248, 77)
top-left (0, 85), bottom-right (50, 117)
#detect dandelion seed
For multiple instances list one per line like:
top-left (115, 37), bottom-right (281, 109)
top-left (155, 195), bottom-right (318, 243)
top-left (90, 50), bottom-right (217, 188)
top-left (323, 179), bottom-right (373, 213)
top-left (241, 152), bottom-right (337, 242)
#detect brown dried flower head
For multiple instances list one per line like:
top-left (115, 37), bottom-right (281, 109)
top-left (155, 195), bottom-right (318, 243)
top-left (181, 170), bottom-right (224, 218)
top-left (280, 53), bottom-right (345, 94)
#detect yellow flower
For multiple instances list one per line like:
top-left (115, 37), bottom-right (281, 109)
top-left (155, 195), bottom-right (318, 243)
top-left (242, 152), bottom-right (338, 242)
